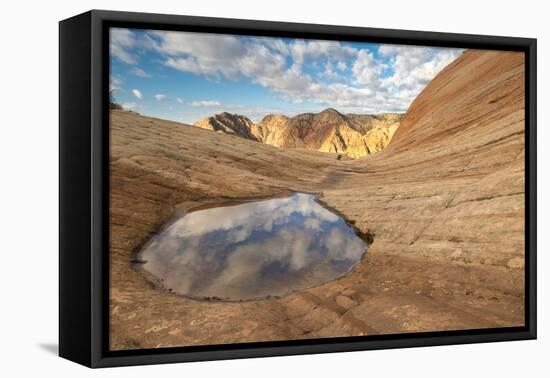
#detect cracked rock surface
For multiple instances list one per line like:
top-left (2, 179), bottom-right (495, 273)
top-left (109, 50), bottom-right (525, 350)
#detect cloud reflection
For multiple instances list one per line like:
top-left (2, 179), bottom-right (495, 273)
top-left (139, 193), bottom-right (366, 300)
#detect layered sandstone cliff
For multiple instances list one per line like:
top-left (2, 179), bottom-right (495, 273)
top-left (194, 109), bottom-right (402, 159)
top-left (193, 112), bottom-right (263, 141)
top-left (109, 49), bottom-right (525, 350)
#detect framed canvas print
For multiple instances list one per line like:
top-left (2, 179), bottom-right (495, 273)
top-left (59, 10), bottom-right (537, 368)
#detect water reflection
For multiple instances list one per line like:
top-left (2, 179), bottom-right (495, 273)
top-left (138, 193), bottom-right (367, 301)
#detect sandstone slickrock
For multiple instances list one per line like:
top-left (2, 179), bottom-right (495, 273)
top-left (110, 50), bottom-right (525, 350)
top-left (194, 108), bottom-right (402, 159)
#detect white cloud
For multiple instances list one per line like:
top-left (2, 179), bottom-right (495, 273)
top-left (130, 67), bottom-right (151, 78)
top-left (352, 50), bottom-right (384, 86)
top-left (147, 32), bottom-right (334, 101)
top-left (110, 28), bottom-right (138, 64)
top-left (109, 75), bottom-right (122, 91)
top-left (151, 31), bottom-right (248, 79)
top-left (131, 89), bottom-right (143, 99)
top-left (189, 100), bottom-right (222, 107)
top-left (154, 94), bottom-right (167, 101)
top-left (176, 98), bottom-right (184, 103)
top-left (114, 29), bottom-right (463, 114)
top-left (379, 45), bottom-right (463, 94)
top-left (289, 39), bottom-right (356, 66)
top-left (319, 62), bottom-right (342, 81)
top-left (121, 102), bottom-right (139, 111)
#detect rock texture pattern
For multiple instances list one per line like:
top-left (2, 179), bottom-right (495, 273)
top-left (194, 109), bottom-right (402, 159)
top-left (110, 50), bottom-right (525, 350)
top-left (193, 112), bottom-right (263, 141)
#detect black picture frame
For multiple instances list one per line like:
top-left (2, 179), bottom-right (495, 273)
top-left (59, 9), bottom-right (537, 368)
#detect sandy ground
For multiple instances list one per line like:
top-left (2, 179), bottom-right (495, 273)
top-left (109, 50), bottom-right (525, 350)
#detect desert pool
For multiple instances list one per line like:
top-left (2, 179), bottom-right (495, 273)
top-left (136, 193), bottom-right (367, 301)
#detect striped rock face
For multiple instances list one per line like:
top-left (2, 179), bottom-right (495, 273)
top-left (194, 108), bottom-right (403, 158)
top-left (109, 50), bottom-right (525, 350)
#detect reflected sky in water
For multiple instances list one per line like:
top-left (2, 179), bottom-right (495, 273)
top-left (138, 193), bottom-right (366, 301)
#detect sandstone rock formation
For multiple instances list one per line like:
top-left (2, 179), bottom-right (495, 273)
top-left (194, 108), bottom-right (402, 159)
top-left (193, 112), bottom-right (263, 141)
top-left (109, 49), bottom-right (525, 350)
top-left (256, 114), bottom-right (290, 147)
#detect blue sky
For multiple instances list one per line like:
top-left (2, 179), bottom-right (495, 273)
top-left (110, 28), bottom-right (463, 124)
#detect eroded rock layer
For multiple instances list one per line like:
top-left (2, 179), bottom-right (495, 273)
top-left (110, 49), bottom-right (525, 350)
top-left (194, 109), bottom-right (402, 158)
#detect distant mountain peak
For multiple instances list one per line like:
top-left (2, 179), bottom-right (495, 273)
top-left (320, 107), bottom-right (341, 115)
top-left (316, 107), bottom-right (347, 123)
top-left (194, 112), bottom-right (260, 141)
top-left (260, 114), bottom-right (289, 122)
top-left (193, 109), bottom-right (401, 158)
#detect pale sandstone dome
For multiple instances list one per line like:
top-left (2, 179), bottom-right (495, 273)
top-left (109, 50), bottom-right (525, 350)
top-left (194, 108), bottom-right (403, 159)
